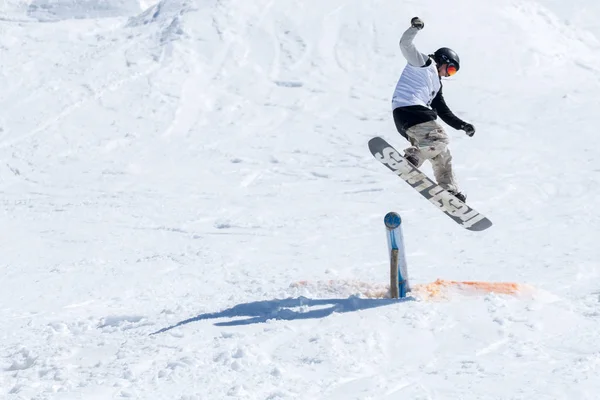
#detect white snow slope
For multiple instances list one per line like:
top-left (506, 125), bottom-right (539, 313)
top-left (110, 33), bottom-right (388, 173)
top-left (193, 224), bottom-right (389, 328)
top-left (1, 0), bottom-right (600, 399)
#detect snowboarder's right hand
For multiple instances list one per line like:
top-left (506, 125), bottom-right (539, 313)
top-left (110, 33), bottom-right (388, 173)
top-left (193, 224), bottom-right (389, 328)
top-left (411, 17), bottom-right (424, 30)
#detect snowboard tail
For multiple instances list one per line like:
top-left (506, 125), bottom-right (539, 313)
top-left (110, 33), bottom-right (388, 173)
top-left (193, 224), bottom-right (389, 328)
top-left (369, 136), bottom-right (492, 232)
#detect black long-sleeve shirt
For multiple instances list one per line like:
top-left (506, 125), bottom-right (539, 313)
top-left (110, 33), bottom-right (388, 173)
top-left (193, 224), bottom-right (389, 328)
top-left (430, 85), bottom-right (465, 130)
top-left (393, 83), bottom-right (465, 137)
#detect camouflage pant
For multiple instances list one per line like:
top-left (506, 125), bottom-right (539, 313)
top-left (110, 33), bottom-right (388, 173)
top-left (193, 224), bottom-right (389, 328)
top-left (404, 120), bottom-right (459, 193)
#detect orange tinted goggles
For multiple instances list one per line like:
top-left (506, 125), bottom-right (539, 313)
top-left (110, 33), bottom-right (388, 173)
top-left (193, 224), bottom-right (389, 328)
top-left (447, 64), bottom-right (458, 76)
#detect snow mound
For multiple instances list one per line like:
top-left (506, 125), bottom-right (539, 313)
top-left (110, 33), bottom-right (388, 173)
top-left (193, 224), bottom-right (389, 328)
top-left (412, 279), bottom-right (536, 301)
top-left (126, 0), bottom-right (191, 27)
top-left (290, 279), bottom-right (538, 302)
top-left (27, 0), bottom-right (142, 21)
top-left (289, 280), bottom-right (390, 299)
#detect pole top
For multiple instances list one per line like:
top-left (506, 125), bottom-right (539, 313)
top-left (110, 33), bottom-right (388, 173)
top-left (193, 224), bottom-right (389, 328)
top-left (384, 212), bottom-right (402, 229)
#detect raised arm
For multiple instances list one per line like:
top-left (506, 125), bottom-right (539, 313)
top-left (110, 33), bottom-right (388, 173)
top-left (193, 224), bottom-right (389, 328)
top-left (399, 18), bottom-right (429, 67)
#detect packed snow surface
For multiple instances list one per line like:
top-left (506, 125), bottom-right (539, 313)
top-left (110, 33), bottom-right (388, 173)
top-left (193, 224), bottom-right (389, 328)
top-left (1, 0), bottom-right (600, 398)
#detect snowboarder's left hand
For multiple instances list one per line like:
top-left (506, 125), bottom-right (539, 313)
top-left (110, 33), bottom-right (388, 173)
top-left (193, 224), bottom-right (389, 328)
top-left (462, 123), bottom-right (476, 137)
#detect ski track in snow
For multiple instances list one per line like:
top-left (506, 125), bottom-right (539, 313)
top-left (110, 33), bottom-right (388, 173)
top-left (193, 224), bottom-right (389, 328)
top-left (1, 0), bottom-right (600, 399)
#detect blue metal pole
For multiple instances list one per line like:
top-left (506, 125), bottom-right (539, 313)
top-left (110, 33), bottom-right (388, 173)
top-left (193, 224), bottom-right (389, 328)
top-left (384, 212), bottom-right (409, 298)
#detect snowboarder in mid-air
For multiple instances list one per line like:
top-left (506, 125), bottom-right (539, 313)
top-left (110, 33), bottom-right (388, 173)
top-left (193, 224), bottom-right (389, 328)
top-left (392, 17), bottom-right (475, 202)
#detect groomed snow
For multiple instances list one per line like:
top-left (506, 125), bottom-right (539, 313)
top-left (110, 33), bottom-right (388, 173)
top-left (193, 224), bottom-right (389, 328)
top-left (1, 0), bottom-right (599, 398)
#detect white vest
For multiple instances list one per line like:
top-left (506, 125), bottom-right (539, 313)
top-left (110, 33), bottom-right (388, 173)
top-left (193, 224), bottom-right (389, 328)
top-left (392, 61), bottom-right (441, 110)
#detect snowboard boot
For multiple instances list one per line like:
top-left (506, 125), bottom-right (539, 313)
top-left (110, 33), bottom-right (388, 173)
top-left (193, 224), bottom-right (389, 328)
top-left (448, 190), bottom-right (467, 202)
top-left (404, 153), bottom-right (419, 167)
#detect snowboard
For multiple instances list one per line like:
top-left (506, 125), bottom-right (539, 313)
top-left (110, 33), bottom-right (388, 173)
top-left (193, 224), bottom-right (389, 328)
top-left (368, 136), bottom-right (492, 232)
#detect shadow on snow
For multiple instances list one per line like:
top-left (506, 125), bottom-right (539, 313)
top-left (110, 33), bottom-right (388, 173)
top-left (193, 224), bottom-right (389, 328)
top-left (151, 295), bottom-right (411, 334)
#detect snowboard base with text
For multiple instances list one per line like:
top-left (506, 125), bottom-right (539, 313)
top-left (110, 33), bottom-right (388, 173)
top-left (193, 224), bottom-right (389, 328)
top-left (369, 136), bottom-right (492, 231)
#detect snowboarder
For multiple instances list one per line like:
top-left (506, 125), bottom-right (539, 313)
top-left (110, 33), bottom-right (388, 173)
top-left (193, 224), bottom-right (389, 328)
top-left (391, 17), bottom-right (475, 202)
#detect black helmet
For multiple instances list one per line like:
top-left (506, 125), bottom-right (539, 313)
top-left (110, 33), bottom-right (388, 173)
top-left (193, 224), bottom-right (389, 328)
top-left (433, 47), bottom-right (460, 71)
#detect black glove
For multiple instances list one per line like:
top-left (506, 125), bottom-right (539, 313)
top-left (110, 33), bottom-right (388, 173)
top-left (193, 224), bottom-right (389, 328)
top-left (462, 123), bottom-right (475, 137)
top-left (411, 17), bottom-right (424, 30)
